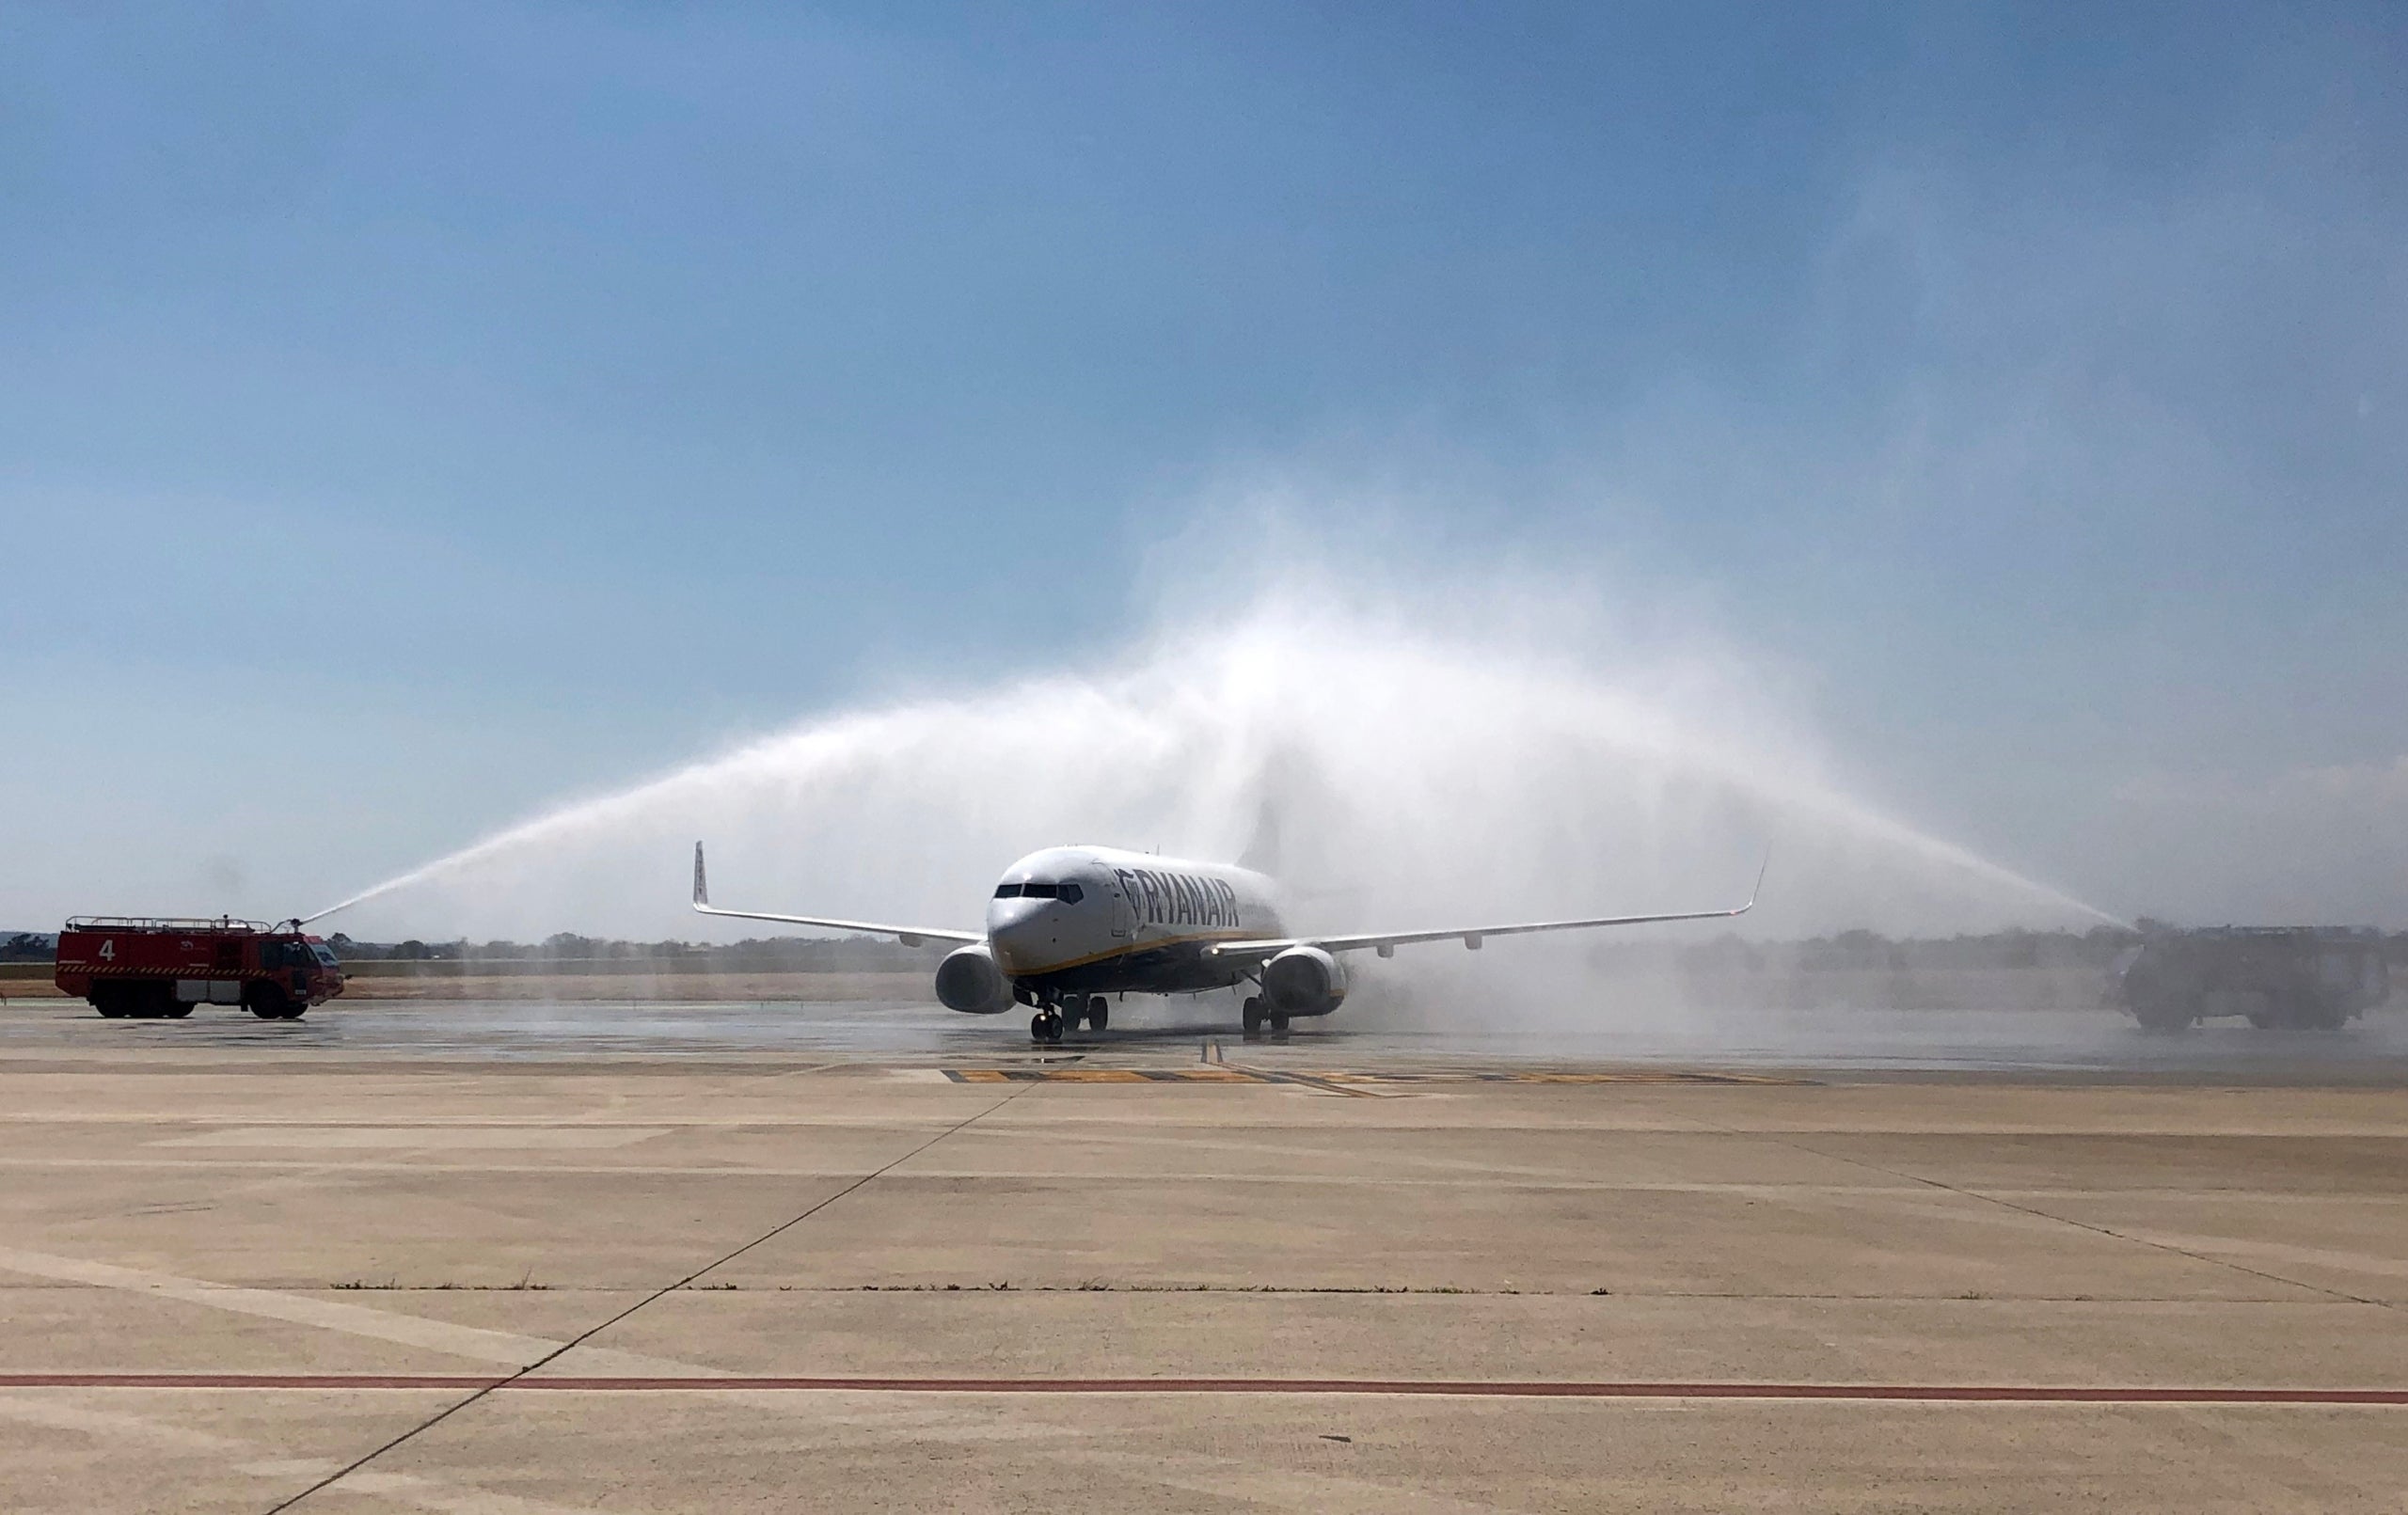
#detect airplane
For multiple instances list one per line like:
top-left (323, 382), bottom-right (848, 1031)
top-left (690, 842), bottom-right (1763, 1044)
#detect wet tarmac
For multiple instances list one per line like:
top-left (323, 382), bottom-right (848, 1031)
top-left (4, 996), bottom-right (2405, 1081)
top-left (4, 996), bottom-right (2404, 1509)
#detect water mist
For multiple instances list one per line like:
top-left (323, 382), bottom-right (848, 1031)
top-left (317, 558), bottom-right (2115, 1034)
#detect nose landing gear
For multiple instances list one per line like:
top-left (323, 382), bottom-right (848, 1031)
top-left (1029, 995), bottom-right (1110, 1044)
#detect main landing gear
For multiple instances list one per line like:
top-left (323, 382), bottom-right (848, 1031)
top-left (1240, 996), bottom-right (1288, 1038)
top-left (1029, 996), bottom-right (1109, 1044)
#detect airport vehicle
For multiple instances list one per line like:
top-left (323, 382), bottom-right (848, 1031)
top-left (692, 842), bottom-right (1759, 1043)
top-left (2117, 926), bottom-right (2391, 1033)
top-left (53, 917), bottom-right (346, 1020)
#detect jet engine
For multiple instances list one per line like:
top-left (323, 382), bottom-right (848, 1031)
top-left (1260, 945), bottom-right (1349, 1017)
top-left (934, 942), bottom-right (1013, 1015)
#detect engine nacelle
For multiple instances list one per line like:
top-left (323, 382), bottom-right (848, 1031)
top-left (1260, 945), bottom-right (1349, 1018)
top-left (934, 942), bottom-right (1014, 1015)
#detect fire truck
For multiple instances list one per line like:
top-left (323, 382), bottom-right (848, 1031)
top-left (53, 917), bottom-right (345, 1020)
top-left (2116, 926), bottom-right (2392, 1033)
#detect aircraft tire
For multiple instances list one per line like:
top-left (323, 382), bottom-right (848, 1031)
top-left (1030, 1009), bottom-right (1063, 1044)
top-left (1269, 1011), bottom-right (1290, 1034)
top-left (1241, 997), bottom-right (1265, 1036)
top-left (1085, 997), bottom-right (1108, 1033)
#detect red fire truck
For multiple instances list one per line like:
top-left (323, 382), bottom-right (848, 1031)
top-left (54, 917), bottom-right (345, 1020)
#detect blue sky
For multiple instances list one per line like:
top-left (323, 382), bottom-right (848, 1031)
top-left (5, 2), bottom-right (2405, 929)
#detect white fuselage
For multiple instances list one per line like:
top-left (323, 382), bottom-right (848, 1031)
top-left (985, 844), bottom-right (1285, 994)
top-left (696, 829), bottom-right (1756, 1035)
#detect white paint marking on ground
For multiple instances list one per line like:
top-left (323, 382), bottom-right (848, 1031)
top-left (721, 1396), bottom-right (1510, 1510)
top-left (1061, 1444), bottom-right (1522, 1514)
top-left (0, 1246), bottom-right (716, 1377)
top-left (0, 1394), bottom-right (610, 1515)
top-left (11, 1156), bottom-right (2408, 1207)
top-left (154, 1128), bottom-right (672, 1150)
top-left (2104, 1228), bottom-right (2408, 1282)
top-left (779, 1398), bottom-right (1514, 1513)
top-left (326, 1467), bottom-right (620, 1515)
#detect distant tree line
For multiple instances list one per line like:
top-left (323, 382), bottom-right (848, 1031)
top-left (1, 933), bottom-right (56, 963)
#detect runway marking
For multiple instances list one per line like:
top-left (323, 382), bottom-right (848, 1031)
top-left (943, 1065), bottom-right (1261, 1074)
top-left (154, 1126), bottom-right (672, 1149)
top-left (1330, 1069), bottom-right (1809, 1084)
top-left (945, 1065), bottom-right (1389, 1097)
top-left (250, 1080), bottom-right (1042, 1515)
top-left (1, 1373), bottom-right (2403, 1403)
top-left (941, 1067), bottom-right (1807, 1086)
top-left (0, 1392), bottom-right (614, 1515)
top-left (2101, 1227), bottom-right (2408, 1281)
top-left (0, 1245), bottom-right (707, 1376)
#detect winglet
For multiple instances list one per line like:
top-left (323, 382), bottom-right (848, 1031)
top-left (692, 842), bottom-right (709, 908)
top-left (1747, 844), bottom-right (1772, 911)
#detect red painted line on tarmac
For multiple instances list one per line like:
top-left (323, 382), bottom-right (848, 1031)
top-left (3, 1373), bottom-right (2404, 1403)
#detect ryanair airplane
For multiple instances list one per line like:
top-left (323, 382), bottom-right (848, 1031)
top-left (691, 842), bottom-right (1760, 1043)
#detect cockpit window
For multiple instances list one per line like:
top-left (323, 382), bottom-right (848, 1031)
top-left (998, 881), bottom-right (1082, 904)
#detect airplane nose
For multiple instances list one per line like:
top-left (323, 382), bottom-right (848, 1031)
top-left (986, 899), bottom-right (1049, 971)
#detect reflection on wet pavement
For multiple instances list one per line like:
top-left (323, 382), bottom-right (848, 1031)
top-left (4, 997), bottom-right (2404, 1079)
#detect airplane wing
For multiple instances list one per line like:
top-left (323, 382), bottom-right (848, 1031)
top-left (688, 843), bottom-right (982, 948)
top-left (1204, 854), bottom-right (1767, 964)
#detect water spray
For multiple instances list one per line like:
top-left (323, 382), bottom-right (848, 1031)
top-left (305, 588), bottom-right (2121, 947)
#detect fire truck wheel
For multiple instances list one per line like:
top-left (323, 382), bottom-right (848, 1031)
top-left (164, 1002), bottom-right (194, 1019)
top-left (126, 984), bottom-right (176, 1019)
top-left (246, 986), bottom-right (293, 1019)
top-left (89, 988), bottom-right (128, 1018)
